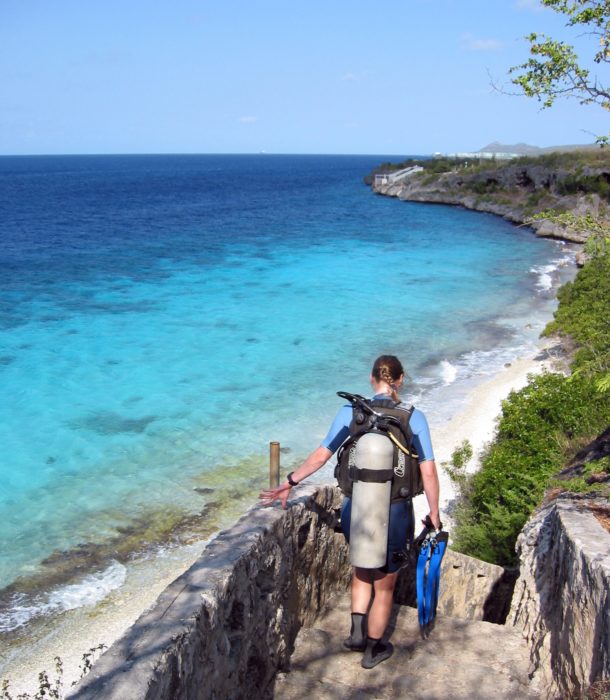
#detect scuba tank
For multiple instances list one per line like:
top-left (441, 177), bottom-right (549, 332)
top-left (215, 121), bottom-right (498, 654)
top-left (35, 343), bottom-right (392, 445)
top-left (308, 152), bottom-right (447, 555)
top-left (335, 392), bottom-right (423, 502)
top-left (335, 391), bottom-right (421, 570)
top-left (349, 432), bottom-right (394, 569)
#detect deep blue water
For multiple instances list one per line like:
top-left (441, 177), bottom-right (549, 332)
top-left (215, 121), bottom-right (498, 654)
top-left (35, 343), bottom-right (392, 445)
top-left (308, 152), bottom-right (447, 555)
top-left (0, 154), bottom-right (569, 632)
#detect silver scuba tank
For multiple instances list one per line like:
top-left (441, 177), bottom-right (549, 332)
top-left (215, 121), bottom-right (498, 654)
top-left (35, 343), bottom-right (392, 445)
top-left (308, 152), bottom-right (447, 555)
top-left (349, 432), bottom-right (394, 569)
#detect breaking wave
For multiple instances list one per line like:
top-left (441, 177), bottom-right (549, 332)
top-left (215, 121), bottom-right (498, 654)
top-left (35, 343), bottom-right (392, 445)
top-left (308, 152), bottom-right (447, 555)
top-left (440, 360), bottom-right (458, 386)
top-left (531, 248), bottom-right (575, 292)
top-left (0, 560), bottom-right (126, 633)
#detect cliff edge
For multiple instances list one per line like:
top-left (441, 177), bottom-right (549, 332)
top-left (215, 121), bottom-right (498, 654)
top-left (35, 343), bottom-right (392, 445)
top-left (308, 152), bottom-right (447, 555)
top-left (370, 151), bottom-right (610, 244)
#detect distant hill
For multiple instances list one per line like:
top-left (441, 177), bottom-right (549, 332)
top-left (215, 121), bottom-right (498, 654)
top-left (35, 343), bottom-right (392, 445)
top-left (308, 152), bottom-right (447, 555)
top-left (478, 141), bottom-right (598, 155)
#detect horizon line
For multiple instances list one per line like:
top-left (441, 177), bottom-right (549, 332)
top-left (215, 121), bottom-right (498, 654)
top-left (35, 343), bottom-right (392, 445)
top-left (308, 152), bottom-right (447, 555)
top-left (0, 151), bottom-right (433, 158)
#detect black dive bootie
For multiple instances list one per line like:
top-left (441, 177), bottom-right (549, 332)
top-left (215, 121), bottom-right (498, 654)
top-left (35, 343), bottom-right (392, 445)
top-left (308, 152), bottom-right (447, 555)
top-left (361, 637), bottom-right (394, 668)
top-left (343, 612), bottom-right (367, 651)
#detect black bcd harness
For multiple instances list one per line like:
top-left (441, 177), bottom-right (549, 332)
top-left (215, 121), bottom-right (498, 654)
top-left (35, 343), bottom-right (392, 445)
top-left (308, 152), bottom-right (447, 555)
top-left (334, 391), bottom-right (424, 502)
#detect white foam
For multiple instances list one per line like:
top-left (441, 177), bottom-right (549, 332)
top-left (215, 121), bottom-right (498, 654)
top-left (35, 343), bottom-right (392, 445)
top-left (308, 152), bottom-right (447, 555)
top-left (48, 560), bottom-right (126, 611)
top-left (0, 560), bottom-right (126, 632)
top-left (458, 344), bottom-right (531, 376)
top-left (413, 340), bottom-right (537, 422)
top-left (428, 343), bottom-right (531, 388)
top-left (533, 264), bottom-right (556, 291)
top-left (440, 360), bottom-right (458, 385)
top-left (531, 250), bottom-right (575, 292)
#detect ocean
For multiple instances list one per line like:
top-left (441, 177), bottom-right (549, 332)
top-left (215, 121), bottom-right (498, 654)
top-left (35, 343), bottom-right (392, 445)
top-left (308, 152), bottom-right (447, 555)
top-left (0, 154), bottom-right (572, 643)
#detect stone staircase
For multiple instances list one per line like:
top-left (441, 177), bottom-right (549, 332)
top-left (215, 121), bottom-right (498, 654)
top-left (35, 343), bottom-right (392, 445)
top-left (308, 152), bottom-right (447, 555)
top-left (273, 592), bottom-right (539, 699)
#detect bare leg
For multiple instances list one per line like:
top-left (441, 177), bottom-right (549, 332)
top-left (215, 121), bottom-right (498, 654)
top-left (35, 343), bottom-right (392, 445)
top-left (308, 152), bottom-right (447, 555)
top-left (351, 567), bottom-right (374, 613)
top-left (367, 571), bottom-right (398, 639)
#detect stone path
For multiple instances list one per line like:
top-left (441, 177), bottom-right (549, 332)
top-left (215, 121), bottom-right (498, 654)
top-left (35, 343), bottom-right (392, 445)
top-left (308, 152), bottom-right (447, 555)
top-left (273, 592), bottom-right (539, 699)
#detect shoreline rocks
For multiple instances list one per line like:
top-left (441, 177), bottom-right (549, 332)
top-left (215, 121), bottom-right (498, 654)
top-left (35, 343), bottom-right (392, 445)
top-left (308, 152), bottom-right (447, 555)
top-left (371, 160), bottom-right (609, 244)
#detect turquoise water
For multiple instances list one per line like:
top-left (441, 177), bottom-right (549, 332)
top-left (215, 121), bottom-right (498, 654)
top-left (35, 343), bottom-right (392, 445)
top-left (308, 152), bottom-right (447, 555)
top-left (0, 154), bottom-right (571, 632)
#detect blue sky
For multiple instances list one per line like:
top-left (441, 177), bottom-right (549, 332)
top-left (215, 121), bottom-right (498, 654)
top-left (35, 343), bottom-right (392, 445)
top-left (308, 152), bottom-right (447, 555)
top-left (1, 0), bottom-right (607, 155)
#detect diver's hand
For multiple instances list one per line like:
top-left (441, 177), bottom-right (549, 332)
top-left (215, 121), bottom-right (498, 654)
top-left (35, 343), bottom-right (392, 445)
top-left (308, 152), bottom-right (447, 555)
top-left (259, 482), bottom-right (292, 509)
top-left (423, 513), bottom-right (443, 531)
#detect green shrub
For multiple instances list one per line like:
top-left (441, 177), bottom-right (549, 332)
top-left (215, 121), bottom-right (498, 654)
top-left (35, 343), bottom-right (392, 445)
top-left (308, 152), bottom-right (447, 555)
top-left (550, 455), bottom-right (610, 497)
top-left (453, 372), bottom-right (609, 565)
top-left (444, 440), bottom-right (473, 497)
top-left (526, 190), bottom-right (546, 207)
top-left (513, 149), bottom-right (610, 170)
top-left (556, 174), bottom-right (610, 199)
top-left (543, 253), bottom-right (610, 373)
top-left (422, 173), bottom-right (440, 186)
top-left (452, 253), bottom-right (610, 566)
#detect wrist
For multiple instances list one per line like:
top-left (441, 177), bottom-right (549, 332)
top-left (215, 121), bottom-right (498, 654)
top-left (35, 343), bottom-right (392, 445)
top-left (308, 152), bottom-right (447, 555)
top-left (286, 471), bottom-right (299, 487)
top-left (426, 512), bottom-right (442, 530)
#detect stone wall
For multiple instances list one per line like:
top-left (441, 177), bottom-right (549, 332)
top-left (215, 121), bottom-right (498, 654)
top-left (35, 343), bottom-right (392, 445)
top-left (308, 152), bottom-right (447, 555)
top-left (69, 485), bottom-right (351, 700)
top-left (73, 482), bottom-right (596, 699)
top-left (70, 481), bottom-right (521, 700)
top-left (509, 496), bottom-right (610, 698)
top-left (395, 548), bottom-right (514, 624)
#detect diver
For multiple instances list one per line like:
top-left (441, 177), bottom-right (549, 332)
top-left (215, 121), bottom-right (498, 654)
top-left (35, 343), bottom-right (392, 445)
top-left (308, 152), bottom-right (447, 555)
top-left (259, 355), bottom-right (441, 668)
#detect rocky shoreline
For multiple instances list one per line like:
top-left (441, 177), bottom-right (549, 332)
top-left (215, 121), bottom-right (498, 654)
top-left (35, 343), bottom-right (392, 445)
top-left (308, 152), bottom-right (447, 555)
top-left (370, 154), bottom-right (610, 246)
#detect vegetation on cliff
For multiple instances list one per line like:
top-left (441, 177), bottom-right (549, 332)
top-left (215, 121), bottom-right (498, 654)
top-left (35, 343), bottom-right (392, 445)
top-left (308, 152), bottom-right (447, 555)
top-left (363, 156), bottom-right (465, 185)
top-left (367, 149), bottom-right (610, 233)
top-left (369, 157), bottom-right (610, 568)
top-left (371, 0), bottom-right (610, 568)
top-left (367, 147), bottom-right (610, 247)
top-left (450, 250), bottom-right (610, 567)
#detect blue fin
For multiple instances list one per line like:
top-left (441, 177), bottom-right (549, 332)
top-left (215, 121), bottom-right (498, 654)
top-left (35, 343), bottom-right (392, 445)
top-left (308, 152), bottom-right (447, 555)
top-left (416, 530), bottom-right (448, 638)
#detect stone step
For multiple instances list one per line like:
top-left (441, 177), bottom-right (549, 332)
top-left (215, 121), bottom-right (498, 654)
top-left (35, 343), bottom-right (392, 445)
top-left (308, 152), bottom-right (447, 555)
top-left (273, 592), bottom-right (539, 699)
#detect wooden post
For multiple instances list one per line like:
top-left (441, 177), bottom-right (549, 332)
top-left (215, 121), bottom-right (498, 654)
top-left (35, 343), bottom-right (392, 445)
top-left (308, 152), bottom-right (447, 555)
top-left (269, 441), bottom-right (280, 488)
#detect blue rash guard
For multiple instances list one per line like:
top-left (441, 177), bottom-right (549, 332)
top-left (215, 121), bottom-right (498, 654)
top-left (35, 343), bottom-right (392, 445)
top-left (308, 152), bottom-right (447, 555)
top-left (321, 394), bottom-right (435, 573)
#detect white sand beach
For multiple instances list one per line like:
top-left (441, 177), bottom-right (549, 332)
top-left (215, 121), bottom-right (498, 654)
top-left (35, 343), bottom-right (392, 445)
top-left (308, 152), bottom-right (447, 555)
top-left (0, 341), bottom-right (558, 696)
top-left (416, 345), bottom-right (556, 529)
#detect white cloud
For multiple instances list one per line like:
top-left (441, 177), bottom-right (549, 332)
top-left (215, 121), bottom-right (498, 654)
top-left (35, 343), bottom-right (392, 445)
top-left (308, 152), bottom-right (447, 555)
top-left (239, 116), bottom-right (257, 124)
top-left (461, 33), bottom-right (504, 51)
top-left (341, 70), bottom-right (372, 82)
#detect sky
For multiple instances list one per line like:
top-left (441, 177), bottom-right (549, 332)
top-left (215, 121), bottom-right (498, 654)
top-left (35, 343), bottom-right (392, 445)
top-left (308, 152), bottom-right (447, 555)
top-left (1, 0), bottom-right (608, 155)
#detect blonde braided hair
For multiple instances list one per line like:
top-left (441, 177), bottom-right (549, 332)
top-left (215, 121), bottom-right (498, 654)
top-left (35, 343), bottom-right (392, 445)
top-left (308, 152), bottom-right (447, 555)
top-left (372, 355), bottom-right (404, 403)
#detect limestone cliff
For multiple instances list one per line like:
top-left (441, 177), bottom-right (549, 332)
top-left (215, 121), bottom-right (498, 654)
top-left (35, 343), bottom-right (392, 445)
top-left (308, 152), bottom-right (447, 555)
top-left (371, 155), bottom-right (610, 243)
top-left (509, 496), bottom-right (610, 699)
